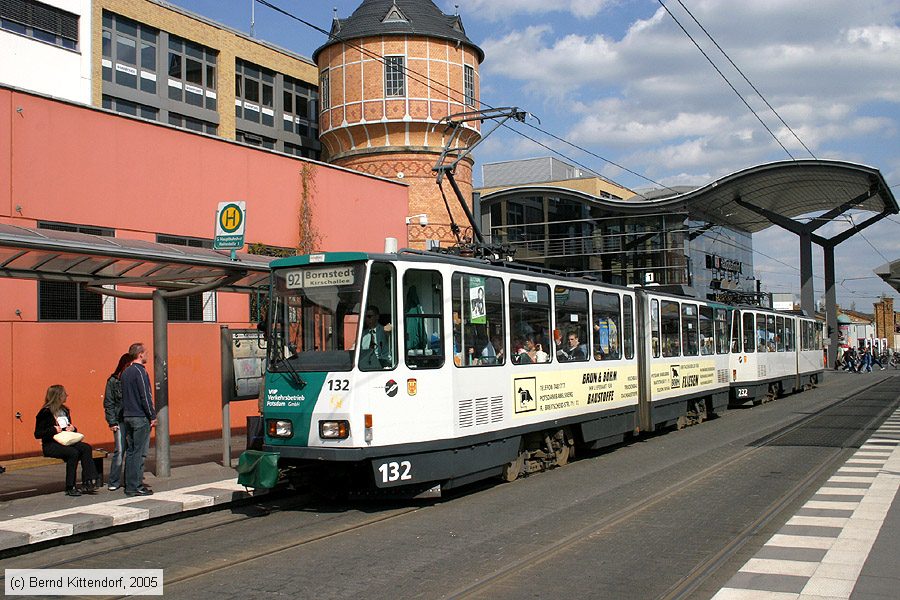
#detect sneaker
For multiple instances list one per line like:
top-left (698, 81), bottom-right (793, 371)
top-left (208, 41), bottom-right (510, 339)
top-left (124, 488), bottom-right (153, 497)
top-left (81, 482), bottom-right (98, 494)
top-left (65, 487), bottom-right (82, 497)
top-left (107, 484), bottom-right (120, 491)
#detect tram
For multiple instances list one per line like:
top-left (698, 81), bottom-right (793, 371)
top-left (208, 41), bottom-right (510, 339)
top-left (258, 249), bottom-right (824, 495)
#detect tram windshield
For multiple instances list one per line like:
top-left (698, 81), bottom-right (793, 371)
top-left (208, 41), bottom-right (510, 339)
top-left (267, 262), bottom-right (366, 372)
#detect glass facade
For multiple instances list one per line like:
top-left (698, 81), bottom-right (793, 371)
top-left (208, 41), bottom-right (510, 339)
top-left (482, 190), bottom-right (756, 296)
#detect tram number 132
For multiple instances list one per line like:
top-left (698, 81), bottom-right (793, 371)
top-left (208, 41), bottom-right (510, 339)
top-left (378, 460), bottom-right (413, 483)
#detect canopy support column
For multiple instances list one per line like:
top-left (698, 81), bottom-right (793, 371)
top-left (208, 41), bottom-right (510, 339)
top-left (799, 232), bottom-right (815, 316)
top-left (823, 245), bottom-right (838, 368)
top-left (152, 290), bottom-right (170, 478)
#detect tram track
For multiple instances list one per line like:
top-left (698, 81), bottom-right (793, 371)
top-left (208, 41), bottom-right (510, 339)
top-left (443, 377), bottom-right (900, 600)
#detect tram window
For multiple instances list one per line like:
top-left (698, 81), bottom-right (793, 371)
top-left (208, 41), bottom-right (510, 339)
top-left (452, 273), bottom-right (506, 367)
top-left (799, 321), bottom-right (807, 351)
top-left (403, 270), bottom-right (444, 369)
top-left (651, 299), bottom-right (660, 358)
top-left (816, 322), bottom-right (823, 349)
top-left (661, 300), bottom-right (681, 357)
top-left (699, 305), bottom-right (714, 356)
top-left (623, 295), bottom-right (634, 360)
top-left (776, 316), bottom-right (785, 352)
top-left (731, 309), bottom-right (741, 353)
top-left (591, 290), bottom-right (620, 361)
top-left (682, 304), bottom-right (699, 356)
top-left (756, 314), bottom-right (768, 353)
top-left (269, 261), bottom-right (367, 373)
top-left (554, 286), bottom-right (589, 362)
top-left (715, 308), bottom-right (729, 354)
top-left (359, 262), bottom-right (397, 371)
top-left (767, 315), bottom-right (776, 352)
top-left (509, 280), bottom-right (551, 365)
top-left (742, 312), bottom-right (755, 353)
top-left (784, 318), bottom-right (795, 352)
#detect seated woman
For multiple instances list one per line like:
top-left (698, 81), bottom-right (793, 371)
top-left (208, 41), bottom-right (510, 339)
top-left (34, 384), bottom-right (98, 497)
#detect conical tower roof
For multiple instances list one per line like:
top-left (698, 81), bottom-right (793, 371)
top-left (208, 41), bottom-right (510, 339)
top-left (313, 0), bottom-right (484, 63)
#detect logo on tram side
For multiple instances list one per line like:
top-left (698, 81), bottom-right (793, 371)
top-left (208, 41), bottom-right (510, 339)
top-left (514, 377), bottom-right (537, 413)
top-left (670, 365), bottom-right (681, 389)
top-left (385, 379), bottom-right (399, 397)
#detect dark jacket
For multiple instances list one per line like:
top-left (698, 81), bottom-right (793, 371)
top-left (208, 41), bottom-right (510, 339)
top-left (122, 362), bottom-right (156, 420)
top-left (103, 375), bottom-right (123, 425)
top-left (34, 406), bottom-right (76, 445)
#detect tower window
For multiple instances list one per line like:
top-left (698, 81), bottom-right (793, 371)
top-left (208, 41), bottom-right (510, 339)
top-left (384, 55), bottom-right (405, 97)
top-left (464, 65), bottom-right (475, 107)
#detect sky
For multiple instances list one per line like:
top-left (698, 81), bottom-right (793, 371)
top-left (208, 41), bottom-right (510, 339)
top-left (168, 0), bottom-right (900, 312)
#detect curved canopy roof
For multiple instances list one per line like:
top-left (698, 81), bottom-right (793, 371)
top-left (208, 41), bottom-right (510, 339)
top-left (481, 160), bottom-right (897, 235)
top-left (875, 260), bottom-right (900, 295)
top-left (314, 0), bottom-right (484, 63)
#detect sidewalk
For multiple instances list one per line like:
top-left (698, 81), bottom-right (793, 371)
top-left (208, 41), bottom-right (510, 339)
top-left (0, 435), bottom-right (264, 553)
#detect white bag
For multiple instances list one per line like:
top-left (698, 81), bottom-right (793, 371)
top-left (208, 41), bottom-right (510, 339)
top-left (53, 431), bottom-right (84, 446)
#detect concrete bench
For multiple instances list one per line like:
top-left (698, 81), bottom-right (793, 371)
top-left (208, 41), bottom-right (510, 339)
top-left (3, 449), bottom-right (108, 485)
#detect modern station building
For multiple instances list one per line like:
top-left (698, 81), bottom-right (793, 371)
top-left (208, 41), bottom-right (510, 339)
top-left (477, 157), bottom-right (760, 303)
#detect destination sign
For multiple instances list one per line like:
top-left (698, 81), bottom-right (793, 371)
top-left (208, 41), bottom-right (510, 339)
top-left (286, 266), bottom-right (355, 289)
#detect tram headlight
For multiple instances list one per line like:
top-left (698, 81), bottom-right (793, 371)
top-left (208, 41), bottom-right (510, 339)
top-left (267, 419), bottom-right (293, 438)
top-left (319, 420), bottom-right (350, 439)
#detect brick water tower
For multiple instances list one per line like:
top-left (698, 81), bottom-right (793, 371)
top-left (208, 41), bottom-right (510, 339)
top-left (313, 0), bottom-right (484, 248)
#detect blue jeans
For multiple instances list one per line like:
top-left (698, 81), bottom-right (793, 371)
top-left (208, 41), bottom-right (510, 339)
top-left (124, 417), bottom-right (151, 493)
top-left (107, 424), bottom-right (125, 488)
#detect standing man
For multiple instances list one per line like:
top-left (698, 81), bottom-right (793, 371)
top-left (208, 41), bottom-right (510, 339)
top-left (122, 342), bottom-right (155, 496)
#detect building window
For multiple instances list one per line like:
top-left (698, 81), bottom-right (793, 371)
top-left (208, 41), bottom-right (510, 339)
top-left (236, 130), bottom-right (276, 149)
top-left (101, 12), bottom-right (158, 93)
top-left (102, 95), bottom-right (158, 120)
top-left (235, 59), bottom-right (275, 127)
top-left (168, 112), bottom-right (217, 134)
top-left (156, 235), bottom-right (216, 322)
top-left (283, 75), bottom-right (318, 141)
top-left (384, 55), bottom-right (405, 97)
top-left (319, 70), bottom-right (329, 109)
top-left (168, 35), bottom-right (217, 110)
top-left (1, 0), bottom-right (78, 50)
top-left (464, 64), bottom-right (475, 107)
top-left (37, 223), bottom-right (115, 322)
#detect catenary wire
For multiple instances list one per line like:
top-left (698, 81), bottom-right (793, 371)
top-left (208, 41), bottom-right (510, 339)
top-left (674, 0), bottom-right (816, 159)
top-left (656, 0), bottom-right (796, 160)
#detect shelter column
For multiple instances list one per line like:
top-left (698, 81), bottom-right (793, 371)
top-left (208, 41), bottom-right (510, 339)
top-left (823, 244), bottom-right (838, 369)
top-left (152, 290), bottom-right (170, 477)
top-left (799, 232), bottom-right (815, 315)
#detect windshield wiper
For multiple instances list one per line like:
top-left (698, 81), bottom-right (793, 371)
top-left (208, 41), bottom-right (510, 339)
top-left (276, 355), bottom-right (307, 390)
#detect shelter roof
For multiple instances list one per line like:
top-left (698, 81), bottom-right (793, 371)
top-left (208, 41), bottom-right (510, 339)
top-left (875, 260), bottom-right (900, 295)
top-left (0, 223), bottom-right (273, 293)
top-left (480, 160), bottom-right (897, 234)
top-left (314, 0), bottom-right (484, 63)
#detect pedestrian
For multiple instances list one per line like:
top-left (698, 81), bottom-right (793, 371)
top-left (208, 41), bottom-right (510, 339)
top-left (34, 384), bottom-right (98, 496)
top-left (861, 348), bottom-right (873, 373)
top-left (103, 353), bottom-right (132, 491)
top-left (121, 343), bottom-right (155, 496)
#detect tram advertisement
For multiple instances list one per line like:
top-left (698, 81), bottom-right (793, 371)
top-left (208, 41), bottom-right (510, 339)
top-left (650, 360), bottom-right (716, 396)
top-left (513, 365), bottom-right (639, 416)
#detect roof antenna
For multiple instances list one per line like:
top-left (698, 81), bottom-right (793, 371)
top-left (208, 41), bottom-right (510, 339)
top-left (333, 6), bottom-right (338, 20)
top-left (455, 4), bottom-right (459, 15)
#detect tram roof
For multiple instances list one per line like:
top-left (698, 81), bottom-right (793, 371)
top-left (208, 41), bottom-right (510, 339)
top-left (0, 223), bottom-right (273, 292)
top-left (480, 159), bottom-right (897, 234)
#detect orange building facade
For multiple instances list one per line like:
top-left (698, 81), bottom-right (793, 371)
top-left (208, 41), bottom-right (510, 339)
top-left (315, 0), bottom-right (483, 248)
top-left (0, 87), bottom-right (408, 459)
